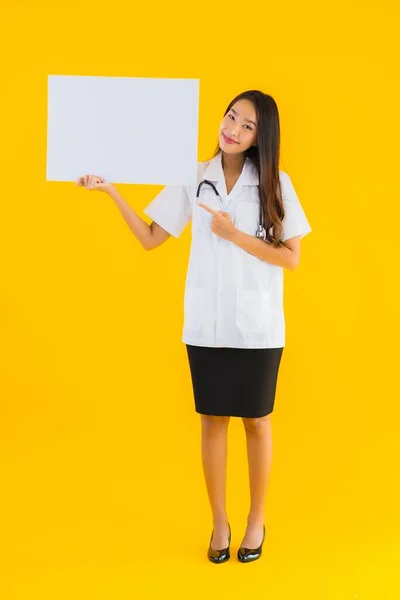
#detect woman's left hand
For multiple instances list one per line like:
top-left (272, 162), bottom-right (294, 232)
top-left (197, 202), bottom-right (237, 241)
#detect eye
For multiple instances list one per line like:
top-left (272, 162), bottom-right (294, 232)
top-left (228, 114), bottom-right (252, 130)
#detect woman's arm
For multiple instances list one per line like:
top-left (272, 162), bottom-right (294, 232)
top-left (231, 229), bottom-right (300, 271)
top-left (108, 186), bottom-right (171, 251)
top-left (197, 200), bottom-right (300, 270)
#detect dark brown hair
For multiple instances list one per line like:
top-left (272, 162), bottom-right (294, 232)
top-left (208, 90), bottom-right (285, 246)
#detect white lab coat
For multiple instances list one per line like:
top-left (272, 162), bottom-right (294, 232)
top-left (143, 150), bottom-right (312, 348)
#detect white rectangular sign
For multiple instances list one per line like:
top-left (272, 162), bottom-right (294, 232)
top-left (46, 75), bottom-right (200, 186)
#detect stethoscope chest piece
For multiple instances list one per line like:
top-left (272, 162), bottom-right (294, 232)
top-left (256, 225), bottom-right (267, 241)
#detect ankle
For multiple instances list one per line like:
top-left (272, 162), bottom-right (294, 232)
top-left (213, 514), bottom-right (229, 527)
top-left (247, 513), bottom-right (264, 526)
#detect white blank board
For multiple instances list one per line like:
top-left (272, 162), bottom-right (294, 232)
top-left (46, 75), bottom-right (200, 186)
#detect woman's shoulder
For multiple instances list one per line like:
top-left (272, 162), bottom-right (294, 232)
top-left (178, 161), bottom-right (209, 192)
top-left (194, 160), bottom-right (211, 184)
top-left (278, 169), bottom-right (291, 183)
top-left (198, 159), bottom-right (211, 170)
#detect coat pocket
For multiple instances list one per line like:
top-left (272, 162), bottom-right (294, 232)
top-left (184, 287), bottom-right (206, 330)
top-left (236, 290), bottom-right (272, 333)
top-left (235, 201), bottom-right (260, 236)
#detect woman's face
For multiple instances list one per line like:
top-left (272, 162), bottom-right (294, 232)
top-left (218, 99), bottom-right (258, 154)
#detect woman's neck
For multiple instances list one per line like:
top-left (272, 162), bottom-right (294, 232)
top-left (221, 151), bottom-right (245, 175)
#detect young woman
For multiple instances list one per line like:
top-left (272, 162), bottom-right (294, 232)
top-left (77, 90), bottom-right (312, 564)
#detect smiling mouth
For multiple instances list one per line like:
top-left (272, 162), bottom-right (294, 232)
top-left (222, 133), bottom-right (239, 144)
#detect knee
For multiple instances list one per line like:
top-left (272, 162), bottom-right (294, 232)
top-left (242, 414), bottom-right (271, 436)
top-left (201, 414), bottom-right (230, 436)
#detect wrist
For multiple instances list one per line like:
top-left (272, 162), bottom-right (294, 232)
top-left (230, 227), bottom-right (242, 244)
top-left (106, 184), bottom-right (118, 198)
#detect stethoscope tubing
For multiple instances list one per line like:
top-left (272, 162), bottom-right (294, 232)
top-left (195, 179), bottom-right (267, 240)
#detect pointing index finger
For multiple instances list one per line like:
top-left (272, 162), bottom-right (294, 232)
top-left (197, 201), bottom-right (217, 216)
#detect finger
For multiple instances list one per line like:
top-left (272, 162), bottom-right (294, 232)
top-left (197, 201), bottom-right (217, 216)
top-left (94, 177), bottom-right (105, 188)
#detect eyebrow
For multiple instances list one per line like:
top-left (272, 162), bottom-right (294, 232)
top-left (231, 108), bottom-right (257, 127)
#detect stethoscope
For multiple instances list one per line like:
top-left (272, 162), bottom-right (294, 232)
top-left (195, 179), bottom-right (267, 240)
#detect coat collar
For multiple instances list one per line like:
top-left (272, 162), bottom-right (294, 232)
top-left (202, 150), bottom-right (259, 187)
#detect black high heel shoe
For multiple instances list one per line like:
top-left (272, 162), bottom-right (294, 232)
top-left (207, 522), bottom-right (231, 563)
top-left (237, 524), bottom-right (265, 563)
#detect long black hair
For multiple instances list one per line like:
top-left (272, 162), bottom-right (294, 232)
top-left (208, 90), bottom-right (285, 246)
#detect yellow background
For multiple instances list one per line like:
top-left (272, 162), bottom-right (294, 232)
top-left (0, 1), bottom-right (397, 598)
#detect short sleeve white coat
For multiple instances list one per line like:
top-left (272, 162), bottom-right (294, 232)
top-left (143, 150), bottom-right (312, 348)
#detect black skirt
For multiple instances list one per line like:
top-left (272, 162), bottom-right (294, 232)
top-left (186, 344), bottom-right (284, 418)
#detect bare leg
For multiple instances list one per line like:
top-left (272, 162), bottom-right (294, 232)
top-left (240, 414), bottom-right (272, 548)
top-left (200, 414), bottom-right (231, 550)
